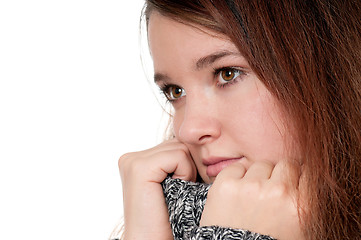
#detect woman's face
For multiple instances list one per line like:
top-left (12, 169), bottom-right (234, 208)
top-left (149, 13), bottom-right (289, 184)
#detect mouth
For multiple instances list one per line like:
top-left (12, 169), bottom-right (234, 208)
top-left (203, 156), bottom-right (244, 178)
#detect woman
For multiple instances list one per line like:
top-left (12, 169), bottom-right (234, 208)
top-left (116, 1), bottom-right (360, 239)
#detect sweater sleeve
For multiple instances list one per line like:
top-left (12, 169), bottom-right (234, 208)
top-left (161, 177), bottom-right (275, 240)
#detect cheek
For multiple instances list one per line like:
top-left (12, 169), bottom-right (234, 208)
top-left (245, 96), bottom-right (287, 163)
top-left (172, 111), bottom-right (183, 139)
top-left (224, 85), bottom-right (287, 163)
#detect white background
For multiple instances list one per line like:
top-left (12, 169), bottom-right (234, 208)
top-left (0, 1), bottom-right (168, 239)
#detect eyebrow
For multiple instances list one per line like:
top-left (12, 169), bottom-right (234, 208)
top-left (153, 50), bottom-right (240, 83)
top-left (154, 72), bottom-right (170, 84)
top-left (195, 50), bottom-right (239, 70)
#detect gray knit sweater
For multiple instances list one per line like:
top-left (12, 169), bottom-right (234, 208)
top-left (112, 177), bottom-right (275, 240)
top-left (161, 177), bottom-right (275, 240)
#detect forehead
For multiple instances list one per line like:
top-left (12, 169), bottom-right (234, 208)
top-left (148, 13), bottom-right (239, 70)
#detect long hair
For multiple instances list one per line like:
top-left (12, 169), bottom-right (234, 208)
top-left (145, 0), bottom-right (361, 239)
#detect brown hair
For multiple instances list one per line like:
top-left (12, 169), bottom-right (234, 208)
top-left (145, 0), bottom-right (361, 239)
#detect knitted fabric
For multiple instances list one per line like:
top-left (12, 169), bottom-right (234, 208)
top-left (161, 177), bottom-right (275, 240)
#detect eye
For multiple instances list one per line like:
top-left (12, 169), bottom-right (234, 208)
top-left (218, 68), bottom-right (243, 84)
top-left (221, 69), bottom-right (236, 81)
top-left (161, 84), bottom-right (186, 101)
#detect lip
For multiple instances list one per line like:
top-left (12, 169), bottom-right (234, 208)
top-left (203, 156), bottom-right (244, 178)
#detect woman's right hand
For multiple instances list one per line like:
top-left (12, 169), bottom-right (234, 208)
top-left (118, 139), bottom-right (197, 240)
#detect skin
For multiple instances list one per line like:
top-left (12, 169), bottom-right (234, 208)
top-left (149, 13), bottom-right (288, 184)
top-left (118, 12), bottom-right (304, 240)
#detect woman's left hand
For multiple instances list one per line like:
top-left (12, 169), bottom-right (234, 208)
top-left (199, 160), bottom-right (305, 240)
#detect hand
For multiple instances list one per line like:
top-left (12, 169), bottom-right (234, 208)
top-left (118, 139), bottom-right (197, 239)
top-left (199, 160), bottom-right (304, 240)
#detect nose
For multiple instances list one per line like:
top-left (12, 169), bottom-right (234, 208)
top-left (176, 97), bottom-right (221, 145)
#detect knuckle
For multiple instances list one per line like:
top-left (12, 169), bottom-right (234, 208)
top-left (119, 152), bottom-right (133, 160)
top-left (118, 152), bottom-right (132, 168)
top-left (270, 183), bottom-right (288, 196)
top-left (238, 180), bottom-right (263, 196)
top-left (118, 152), bottom-right (142, 174)
top-left (173, 149), bottom-right (189, 160)
top-left (246, 179), bottom-right (263, 190)
top-left (213, 178), bottom-right (239, 196)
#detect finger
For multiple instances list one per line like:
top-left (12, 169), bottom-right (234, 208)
top-left (243, 161), bottom-right (274, 180)
top-left (148, 140), bottom-right (189, 156)
top-left (270, 160), bottom-right (292, 184)
top-left (172, 161), bottom-right (197, 182)
top-left (215, 160), bottom-right (247, 181)
top-left (172, 151), bottom-right (197, 182)
top-left (156, 149), bottom-right (197, 182)
top-left (272, 160), bottom-right (303, 191)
